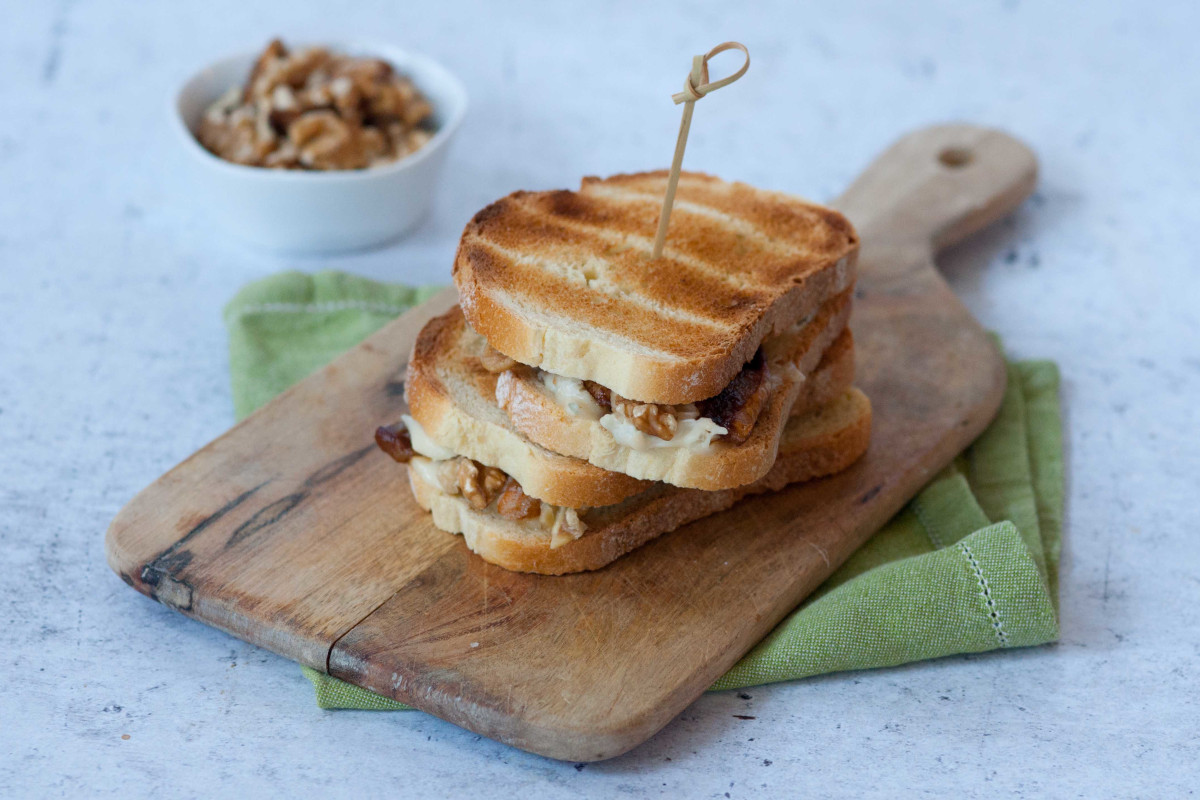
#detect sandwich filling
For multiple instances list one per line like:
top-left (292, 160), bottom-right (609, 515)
top-left (376, 418), bottom-right (588, 548)
top-left (491, 346), bottom-right (774, 452)
top-left (506, 344), bottom-right (774, 451)
top-left (491, 307), bottom-right (826, 453)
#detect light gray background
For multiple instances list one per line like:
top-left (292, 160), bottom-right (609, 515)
top-left (2, 0), bottom-right (1197, 796)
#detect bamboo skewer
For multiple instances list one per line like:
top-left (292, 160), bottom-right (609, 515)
top-left (651, 41), bottom-right (751, 260)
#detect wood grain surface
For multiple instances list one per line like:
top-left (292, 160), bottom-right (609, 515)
top-left (106, 124), bottom-right (1037, 761)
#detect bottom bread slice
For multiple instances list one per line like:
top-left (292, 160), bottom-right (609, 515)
top-left (408, 387), bottom-right (872, 575)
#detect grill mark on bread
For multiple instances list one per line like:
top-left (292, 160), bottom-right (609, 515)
top-left (584, 181), bottom-right (820, 263)
top-left (585, 186), bottom-right (840, 292)
top-left (464, 236), bottom-right (728, 329)
top-left (517, 184), bottom-right (844, 300)
top-left (589, 172), bottom-right (859, 260)
top-left (509, 191), bottom-right (764, 295)
top-left (463, 239), bottom-right (742, 357)
top-left (460, 244), bottom-right (690, 358)
top-left (492, 195), bottom-right (772, 318)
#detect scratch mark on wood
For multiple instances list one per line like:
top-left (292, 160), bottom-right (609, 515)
top-left (225, 492), bottom-right (308, 548)
top-left (152, 548), bottom-right (194, 575)
top-left (857, 484), bottom-right (883, 505)
top-left (802, 538), bottom-right (831, 568)
top-left (569, 592), bottom-right (603, 650)
top-left (303, 444), bottom-right (374, 488)
top-left (139, 480), bottom-right (269, 585)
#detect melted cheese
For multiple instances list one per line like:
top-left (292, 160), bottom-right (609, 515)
top-left (401, 414), bottom-right (456, 461)
top-left (408, 455), bottom-right (444, 487)
top-left (599, 413), bottom-right (727, 452)
top-left (539, 372), bottom-right (604, 420)
top-left (537, 371), bottom-right (729, 451)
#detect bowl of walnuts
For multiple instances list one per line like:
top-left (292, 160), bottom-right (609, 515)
top-left (173, 39), bottom-right (468, 253)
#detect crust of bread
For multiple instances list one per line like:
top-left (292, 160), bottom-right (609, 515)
top-left (495, 290), bottom-right (852, 489)
top-left (790, 328), bottom-right (855, 417)
top-left (409, 388), bottom-right (872, 574)
top-left (406, 307), bottom-right (653, 508)
top-left (454, 171), bottom-right (859, 404)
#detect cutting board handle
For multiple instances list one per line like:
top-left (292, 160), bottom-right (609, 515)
top-left (834, 124), bottom-right (1038, 258)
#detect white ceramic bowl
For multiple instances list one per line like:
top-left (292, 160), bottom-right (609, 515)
top-left (172, 42), bottom-right (467, 254)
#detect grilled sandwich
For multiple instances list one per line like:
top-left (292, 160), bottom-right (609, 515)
top-left (376, 170), bottom-right (872, 573)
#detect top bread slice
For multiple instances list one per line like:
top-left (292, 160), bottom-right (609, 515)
top-left (454, 170), bottom-right (859, 404)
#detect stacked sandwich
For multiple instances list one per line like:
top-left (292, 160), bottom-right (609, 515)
top-left (376, 171), bottom-right (871, 574)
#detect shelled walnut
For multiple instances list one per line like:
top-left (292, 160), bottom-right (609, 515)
top-left (197, 39), bottom-right (435, 170)
top-left (495, 478), bottom-right (541, 521)
top-left (457, 458), bottom-right (507, 510)
top-left (609, 393), bottom-right (679, 441)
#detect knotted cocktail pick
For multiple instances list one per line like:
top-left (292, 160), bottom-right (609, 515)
top-left (651, 42), bottom-right (751, 259)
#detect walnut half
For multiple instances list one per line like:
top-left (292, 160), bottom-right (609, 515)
top-left (495, 477), bottom-right (541, 520)
top-left (610, 393), bottom-right (678, 441)
top-left (288, 109), bottom-right (387, 170)
top-left (456, 458), bottom-right (507, 510)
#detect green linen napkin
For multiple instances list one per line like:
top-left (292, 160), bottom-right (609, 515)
top-left (224, 271), bottom-right (1062, 710)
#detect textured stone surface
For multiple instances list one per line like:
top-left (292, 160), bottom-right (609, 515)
top-left (2, 0), bottom-right (1197, 796)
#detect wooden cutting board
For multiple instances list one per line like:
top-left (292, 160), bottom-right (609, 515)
top-left (106, 124), bottom-right (1036, 762)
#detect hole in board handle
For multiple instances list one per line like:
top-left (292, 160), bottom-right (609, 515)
top-left (938, 147), bottom-right (973, 168)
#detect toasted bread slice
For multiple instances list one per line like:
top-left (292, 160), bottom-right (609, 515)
top-left (454, 171), bottom-right (859, 404)
top-left (409, 388), bottom-right (872, 574)
top-left (405, 306), bottom-right (653, 508)
top-left (495, 290), bottom-right (852, 489)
